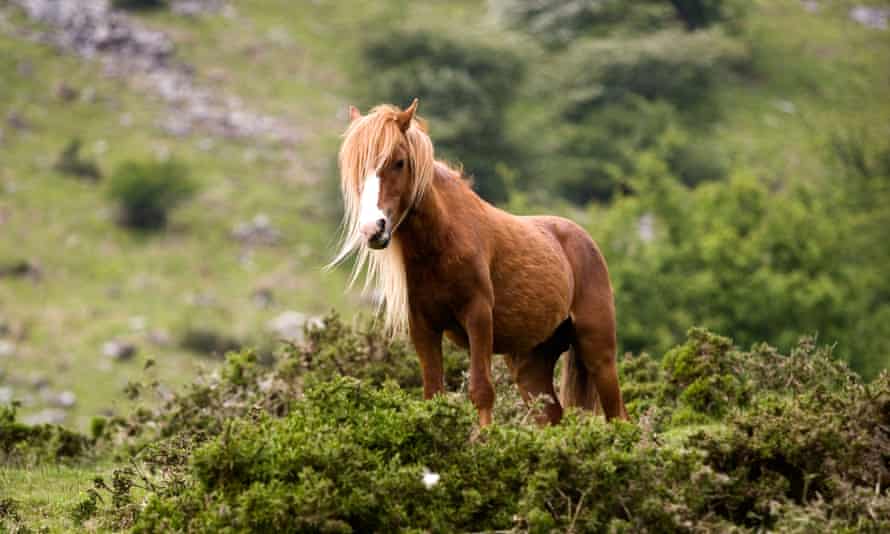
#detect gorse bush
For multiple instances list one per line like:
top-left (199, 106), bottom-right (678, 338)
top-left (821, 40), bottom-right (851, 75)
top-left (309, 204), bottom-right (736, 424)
top-left (108, 158), bottom-right (195, 230)
top-left (61, 316), bottom-right (889, 532)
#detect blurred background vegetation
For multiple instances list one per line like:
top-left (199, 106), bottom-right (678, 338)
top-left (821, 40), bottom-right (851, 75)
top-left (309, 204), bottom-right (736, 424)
top-left (1, 0), bottom-right (889, 431)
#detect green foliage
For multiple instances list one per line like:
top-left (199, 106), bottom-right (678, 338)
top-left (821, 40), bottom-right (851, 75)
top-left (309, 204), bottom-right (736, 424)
top-left (361, 30), bottom-right (524, 203)
top-left (58, 320), bottom-right (887, 532)
top-left (53, 138), bottom-right (101, 181)
top-left (593, 166), bottom-right (890, 377)
top-left (535, 96), bottom-right (727, 202)
top-left (283, 311), bottom-right (467, 392)
top-left (555, 29), bottom-right (747, 117)
top-left (660, 328), bottom-right (747, 417)
top-left (0, 404), bottom-right (90, 464)
top-left (493, 0), bottom-right (746, 47)
top-left (107, 159), bottom-right (195, 230)
top-left (515, 21), bottom-right (746, 203)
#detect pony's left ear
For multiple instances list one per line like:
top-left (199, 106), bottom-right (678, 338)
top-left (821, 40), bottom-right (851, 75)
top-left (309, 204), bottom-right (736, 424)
top-left (348, 105), bottom-right (362, 123)
top-left (396, 98), bottom-right (419, 133)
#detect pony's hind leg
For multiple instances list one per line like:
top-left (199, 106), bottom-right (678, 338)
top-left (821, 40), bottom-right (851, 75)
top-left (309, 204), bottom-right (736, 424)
top-left (506, 345), bottom-right (564, 425)
top-left (571, 319), bottom-right (627, 420)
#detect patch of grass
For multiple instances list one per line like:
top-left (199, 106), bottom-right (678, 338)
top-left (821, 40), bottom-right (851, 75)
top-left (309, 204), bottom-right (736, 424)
top-left (0, 463), bottom-right (120, 533)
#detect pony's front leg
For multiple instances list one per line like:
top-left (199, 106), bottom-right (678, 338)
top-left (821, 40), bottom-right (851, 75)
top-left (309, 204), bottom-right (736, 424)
top-left (409, 314), bottom-right (445, 399)
top-left (462, 298), bottom-right (495, 427)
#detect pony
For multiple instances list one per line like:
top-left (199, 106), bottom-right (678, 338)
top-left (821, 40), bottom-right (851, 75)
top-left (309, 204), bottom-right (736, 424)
top-left (331, 99), bottom-right (627, 426)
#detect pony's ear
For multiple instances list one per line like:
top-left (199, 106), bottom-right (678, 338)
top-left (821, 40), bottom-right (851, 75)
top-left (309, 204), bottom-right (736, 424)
top-left (396, 98), bottom-right (418, 133)
top-left (348, 105), bottom-right (362, 123)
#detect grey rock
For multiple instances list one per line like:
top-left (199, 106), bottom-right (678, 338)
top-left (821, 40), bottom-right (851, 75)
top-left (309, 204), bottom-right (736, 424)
top-left (55, 390), bottom-right (77, 408)
top-left (232, 213), bottom-right (282, 246)
top-left (23, 408), bottom-right (67, 425)
top-left (251, 287), bottom-right (274, 309)
top-left (29, 374), bottom-right (50, 390)
top-left (102, 339), bottom-right (137, 361)
top-left (850, 6), bottom-right (889, 30)
top-left (268, 310), bottom-right (321, 343)
top-left (0, 386), bottom-right (13, 404)
top-left (12, 0), bottom-right (298, 142)
top-left (147, 329), bottom-right (172, 347)
top-left (0, 340), bottom-right (15, 358)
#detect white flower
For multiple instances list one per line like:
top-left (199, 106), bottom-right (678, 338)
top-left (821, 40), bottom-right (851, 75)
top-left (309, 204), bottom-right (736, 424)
top-left (421, 468), bottom-right (440, 489)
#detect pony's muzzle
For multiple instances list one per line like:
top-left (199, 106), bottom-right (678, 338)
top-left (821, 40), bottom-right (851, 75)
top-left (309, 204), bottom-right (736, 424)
top-left (361, 217), bottom-right (390, 249)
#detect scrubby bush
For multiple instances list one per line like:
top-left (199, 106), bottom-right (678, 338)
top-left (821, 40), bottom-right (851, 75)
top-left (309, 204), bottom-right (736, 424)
top-left (284, 311), bottom-right (467, 392)
top-left (361, 30), bottom-right (524, 203)
top-left (65, 319), bottom-right (888, 532)
top-left (108, 159), bottom-right (195, 230)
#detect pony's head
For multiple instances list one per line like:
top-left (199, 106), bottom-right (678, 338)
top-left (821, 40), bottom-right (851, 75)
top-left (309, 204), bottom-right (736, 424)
top-left (330, 99), bottom-right (435, 336)
top-left (336, 99), bottom-right (434, 250)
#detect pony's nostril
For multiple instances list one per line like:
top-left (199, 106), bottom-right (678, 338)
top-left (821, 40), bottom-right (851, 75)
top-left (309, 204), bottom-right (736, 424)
top-left (375, 218), bottom-right (385, 232)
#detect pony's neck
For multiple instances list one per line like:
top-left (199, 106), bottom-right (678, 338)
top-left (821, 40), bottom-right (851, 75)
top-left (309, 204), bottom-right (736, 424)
top-left (398, 162), bottom-right (464, 261)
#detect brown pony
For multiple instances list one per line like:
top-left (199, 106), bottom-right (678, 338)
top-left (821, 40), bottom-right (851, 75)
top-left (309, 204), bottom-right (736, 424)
top-left (331, 99), bottom-right (627, 426)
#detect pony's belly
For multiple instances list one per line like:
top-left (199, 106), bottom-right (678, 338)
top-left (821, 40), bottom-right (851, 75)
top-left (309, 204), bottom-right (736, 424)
top-left (488, 234), bottom-right (574, 354)
top-left (491, 297), bottom-right (569, 355)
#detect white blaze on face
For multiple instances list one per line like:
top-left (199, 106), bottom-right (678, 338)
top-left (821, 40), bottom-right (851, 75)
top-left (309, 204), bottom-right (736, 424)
top-left (359, 172), bottom-right (386, 231)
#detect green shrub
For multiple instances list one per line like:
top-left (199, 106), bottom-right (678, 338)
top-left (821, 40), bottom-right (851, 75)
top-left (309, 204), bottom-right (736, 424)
top-left (0, 403), bottom-right (90, 464)
top-left (660, 328), bottom-right (747, 418)
top-left (107, 159), bottom-right (195, 230)
top-left (282, 311), bottom-right (467, 392)
top-left (112, 369), bottom-right (890, 532)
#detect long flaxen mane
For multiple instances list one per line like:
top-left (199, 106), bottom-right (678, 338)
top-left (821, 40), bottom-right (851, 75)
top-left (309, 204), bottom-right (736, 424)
top-left (329, 104), bottom-right (435, 337)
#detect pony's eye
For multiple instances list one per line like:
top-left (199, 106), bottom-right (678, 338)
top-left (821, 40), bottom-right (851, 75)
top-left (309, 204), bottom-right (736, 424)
top-left (394, 159), bottom-right (405, 170)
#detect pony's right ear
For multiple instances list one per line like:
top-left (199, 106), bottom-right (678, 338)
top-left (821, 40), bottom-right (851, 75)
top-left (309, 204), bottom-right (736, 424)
top-left (396, 98), bottom-right (418, 132)
top-left (348, 105), bottom-right (362, 123)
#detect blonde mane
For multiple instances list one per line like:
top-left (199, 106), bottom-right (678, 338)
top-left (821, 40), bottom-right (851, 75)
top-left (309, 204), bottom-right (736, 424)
top-left (329, 104), bottom-right (435, 338)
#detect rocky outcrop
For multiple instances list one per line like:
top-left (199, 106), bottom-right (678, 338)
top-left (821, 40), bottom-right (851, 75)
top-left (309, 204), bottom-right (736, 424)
top-left (9, 0), bottom-right (299, 142)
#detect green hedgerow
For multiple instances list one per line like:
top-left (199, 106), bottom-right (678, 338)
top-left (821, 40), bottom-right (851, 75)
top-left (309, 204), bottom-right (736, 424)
top-left (108, 158), bottom-right (195, 230)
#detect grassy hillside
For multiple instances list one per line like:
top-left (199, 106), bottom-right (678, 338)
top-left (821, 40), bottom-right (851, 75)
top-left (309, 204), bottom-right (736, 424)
top-left (1, 0), bottom-right (889, 530)
top-left (0, 7), bottom-right (356, 427)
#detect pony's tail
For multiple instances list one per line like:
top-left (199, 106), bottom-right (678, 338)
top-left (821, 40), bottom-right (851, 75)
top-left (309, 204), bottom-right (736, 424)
top-left (559, 347), bottom-right (602, 414)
